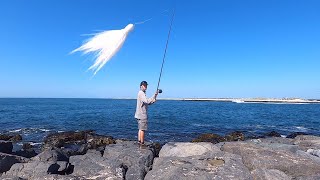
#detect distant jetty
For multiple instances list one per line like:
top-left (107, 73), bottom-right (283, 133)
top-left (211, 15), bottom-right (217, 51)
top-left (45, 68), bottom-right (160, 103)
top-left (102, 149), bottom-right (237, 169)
top-left (181, 98), bottom-right (320, 104)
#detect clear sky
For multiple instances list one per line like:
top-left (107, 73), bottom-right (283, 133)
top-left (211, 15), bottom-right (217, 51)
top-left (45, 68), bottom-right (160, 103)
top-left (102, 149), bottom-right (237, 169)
top-left (0, 0), bottom-right (319, 99)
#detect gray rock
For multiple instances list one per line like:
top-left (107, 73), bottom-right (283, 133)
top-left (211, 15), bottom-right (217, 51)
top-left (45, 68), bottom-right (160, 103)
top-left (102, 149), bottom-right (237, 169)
top-left (4, 161), bottom-right (52, 179)
top-left (146, 143), bottom-right (252, 180)
top-left (255, 137), bottom-right (295, 145)
top-left (4, 152), bottom-right (70, 179)
top-left (294, 175), bottom-right (320, 180)
top-left (0, 176), bottom-right (26, 180)
top-left (250, 168), bottom-right (291, 180)
top-left (307, 149), bottom-right (320, 157)
top-left (32, 174), bottom-right (86, 180)
top-left (4, 161), bottom-right (71, 179)
top-left (294, 135), bottom-right (320, 151)
top-left (0, 141), bottom-right (13, 154)
top-left (103, 141), bottom-right (155, 180)
top-left (1, 174), bottom-right (82, 180)
top-left (31, 149), bottom-right (68, 162)
top-left (221, 141), bottom-right (320, 178)
top-left (253, 141), bottom-right (299, 153)
top-left (159, 142), bottom-right (221, 158)
top-left (0, 153), bottom-right (29, 173)
top-left (69, 149), bottom-right (124, 179)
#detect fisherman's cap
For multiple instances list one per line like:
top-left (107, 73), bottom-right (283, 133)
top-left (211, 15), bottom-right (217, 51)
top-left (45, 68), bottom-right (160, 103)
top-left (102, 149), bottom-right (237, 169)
top-left (140, 81), bottom-right (148, 86)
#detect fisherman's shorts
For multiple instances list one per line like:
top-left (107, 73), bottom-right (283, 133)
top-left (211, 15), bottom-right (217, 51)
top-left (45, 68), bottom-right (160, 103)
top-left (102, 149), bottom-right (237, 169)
top-left (136, 118), bottom-right (148, 131)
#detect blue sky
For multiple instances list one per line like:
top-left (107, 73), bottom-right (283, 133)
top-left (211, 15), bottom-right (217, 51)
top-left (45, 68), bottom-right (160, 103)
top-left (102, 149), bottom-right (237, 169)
top-left (0, 0), bottom-right (319, 99)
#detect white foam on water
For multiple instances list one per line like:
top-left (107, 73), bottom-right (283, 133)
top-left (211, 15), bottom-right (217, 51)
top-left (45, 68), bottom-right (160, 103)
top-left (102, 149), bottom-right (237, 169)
top-left (295, 126), bottom-right (309, 132)
top-left (8, 128), bottom-right (52, 135)
top-left (192, 123), bottom-right (213, 127)
top-left (9, 128), bottom-right (23, 133)
top-left (29, 142), bottom-right (42, 146)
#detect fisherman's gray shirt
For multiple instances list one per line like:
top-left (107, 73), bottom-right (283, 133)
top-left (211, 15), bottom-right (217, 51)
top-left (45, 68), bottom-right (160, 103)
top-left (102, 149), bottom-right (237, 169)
top-left (134, 90), bottom-right (156, 120)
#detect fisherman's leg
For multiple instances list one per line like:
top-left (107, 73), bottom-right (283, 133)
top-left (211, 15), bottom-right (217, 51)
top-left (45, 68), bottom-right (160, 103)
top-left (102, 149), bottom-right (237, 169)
top-left (137, 118), bottom-right (141, 143)
top-left (140, 130), bottom-right (145, 144)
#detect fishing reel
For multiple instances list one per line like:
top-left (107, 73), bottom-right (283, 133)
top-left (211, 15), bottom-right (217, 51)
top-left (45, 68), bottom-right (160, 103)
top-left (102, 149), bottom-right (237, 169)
top-left (158, 89), bottom-right (163, 94)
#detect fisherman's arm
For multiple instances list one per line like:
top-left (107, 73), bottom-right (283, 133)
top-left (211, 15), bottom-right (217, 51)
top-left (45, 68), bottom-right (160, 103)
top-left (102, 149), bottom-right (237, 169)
top-left (139, 91), bottom-right (157, 105)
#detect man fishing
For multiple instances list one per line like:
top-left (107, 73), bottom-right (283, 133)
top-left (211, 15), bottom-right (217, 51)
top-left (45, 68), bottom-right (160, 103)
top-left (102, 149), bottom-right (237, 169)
top-left (135, 81), bottom-right (159, 146)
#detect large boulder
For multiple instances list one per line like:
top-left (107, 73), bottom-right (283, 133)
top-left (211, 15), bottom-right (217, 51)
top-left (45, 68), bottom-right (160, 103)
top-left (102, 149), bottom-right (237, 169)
top-left (69, 140), bottom-right (156, 180)
top-left (0, 153), bottom-right (29, 173)
top-left (146, 142), bottom-right (252, 180)
top-left (4, 161), bottom-right (71, 179)
top-left (4, 149), bottom-right (71, 179)
top-left (69, 149), bottom-right (125, 179)
top-left (159, 142), bottom-right (221, 158)
top-left (221, 141), bottom-right (320, 178)
top-left (103, 140), bottom-right (155, 180)
top-left (294, 135), bottom-right (320, 151)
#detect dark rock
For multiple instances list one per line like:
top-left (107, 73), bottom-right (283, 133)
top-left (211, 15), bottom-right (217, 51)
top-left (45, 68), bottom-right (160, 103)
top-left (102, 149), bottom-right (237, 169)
top-left (47, 161), bottom-right (71, 175)
top-left (59, 143), bottom-right (88, 156)
top-left (14, 149), bottom-right (37, 158)
top-left (287, 132), bottom-right (308, 139)
top-left (22, 143), bottom-right (33, 150)
top-left (43, 130), bottom-right (94, 149)
top-left (225, 131), bottom-right (245, 141)
top-left (86, 133), bottom-right (115, 149)
top-left (0, 141), bottom-right (13, 154)
top-left (192, 133), bottom-right (225, 144)
top-left (0, 153), bottom-right (29, 173)
top-left (0, 134), bottom-right (22, 142)
top-left (148, 142), bottom-right (162, 157)
top-left (265, 131), bottom-right (281, 137)
top-left (42, 130), bottom-right (115, 156)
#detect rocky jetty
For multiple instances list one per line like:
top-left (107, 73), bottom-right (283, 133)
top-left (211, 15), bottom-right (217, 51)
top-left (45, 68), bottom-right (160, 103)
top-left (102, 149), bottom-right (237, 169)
top-left (1, 131), bottom-right (320, 179)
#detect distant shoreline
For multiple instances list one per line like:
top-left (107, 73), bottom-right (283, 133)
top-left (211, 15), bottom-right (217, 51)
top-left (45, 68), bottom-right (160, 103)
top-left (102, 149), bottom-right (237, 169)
top-left (180, 98), bottom-right (320, 104)
top-left (1, 97), bottom-right (320, 103)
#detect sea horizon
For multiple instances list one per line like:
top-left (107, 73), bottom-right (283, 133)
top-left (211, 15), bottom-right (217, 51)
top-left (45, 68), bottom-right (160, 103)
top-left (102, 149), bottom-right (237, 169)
top-left (1, 98), bottom-right (320, 145)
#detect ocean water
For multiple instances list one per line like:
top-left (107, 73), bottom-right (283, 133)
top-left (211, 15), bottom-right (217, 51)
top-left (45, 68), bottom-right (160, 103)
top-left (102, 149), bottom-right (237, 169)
top-left (0, 98), bottom-right (319, 144)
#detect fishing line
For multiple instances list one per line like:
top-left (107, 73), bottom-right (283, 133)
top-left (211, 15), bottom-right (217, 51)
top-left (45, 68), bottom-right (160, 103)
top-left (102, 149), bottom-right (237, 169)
top-left (133, 9), bottom-right (170, 25)
top-left (156, 9), bottom-right (175, 93)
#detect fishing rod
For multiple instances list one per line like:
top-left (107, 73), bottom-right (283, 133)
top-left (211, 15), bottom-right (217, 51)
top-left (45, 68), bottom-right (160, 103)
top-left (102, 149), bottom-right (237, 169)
top-left (156, 9), bottom-right (175, 94)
